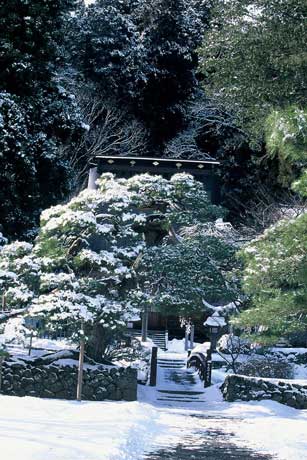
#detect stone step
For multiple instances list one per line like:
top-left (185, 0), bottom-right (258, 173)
top-left (157, 362), bottom-right (185, 365)
top-left (157, 398), bottom-right (205, 403)
top-left (158, 365), bottom-right (185, 368)
top-left (158, 367), bottom-right (185, 370)
top-left (158, 390), bottom-right (204, 395)
top-left (158, 362), bottom-right (185, 365)
top-left (160, 395), bottom-right (201, 401)
top-left (158, 359), bottom-right (186, 362)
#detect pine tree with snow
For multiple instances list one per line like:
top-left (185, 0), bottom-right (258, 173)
top-left (236, 124), bottom-right (307, 343)
top-left (132, 233), bottom-right (237, 319)
top-left (0, 173), bottom-right (236, 360)
top-left (69, 0), bottom-right (211, 145)
top-left (0, 174), bottom-right (235, 360)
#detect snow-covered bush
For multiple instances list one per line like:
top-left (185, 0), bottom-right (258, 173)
top-left (0, 173), bottom-right (233, 361)
top-left (218, 334), bottom-right (252, 355)
top-left (237, 356), bottom-right (294, 379)
top-left (106, 337), bottom-right (151, 383)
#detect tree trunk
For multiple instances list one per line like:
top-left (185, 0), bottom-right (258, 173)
top-left (86, 323), bottom-right (108, 362)
top-left (2, 293), bottom-right (6, 311)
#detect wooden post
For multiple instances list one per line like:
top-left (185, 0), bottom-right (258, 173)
top-left (141, 304), bottom-right (149, 342)
top-left (190, 324), bottom-right (195, 350)
top-left (77, 320), bottom-right (85, 402)
top-left (184, 325), bottom-right (189, 351)
top-left (1, 293), bottom-right (6, 312)
top-left (205, 349), bottom-right (212, 387)
top-left (28, 331), bottom-right (33, 356)
top-left (150, 346), bottom-right (158, 386)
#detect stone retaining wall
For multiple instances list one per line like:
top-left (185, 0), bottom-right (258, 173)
top-left (0, 354), bottom-right (137, 401)
top-left (222, 374), bottom-right (307, 409)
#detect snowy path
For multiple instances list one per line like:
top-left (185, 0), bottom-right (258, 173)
top-left (0, 349), bottom-right (306, 460)
top-left (139, 350), bottom-right (307, 460)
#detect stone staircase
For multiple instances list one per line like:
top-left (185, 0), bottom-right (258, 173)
top-left (156, 356), bottom-right (206, 405)
top-left (128, 330), bottom-right (168, 350)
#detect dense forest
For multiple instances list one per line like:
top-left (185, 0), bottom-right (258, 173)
top-left (3, 0), bottom-right (306, 241)
top-left (0, 0), bottom-right (306, 347)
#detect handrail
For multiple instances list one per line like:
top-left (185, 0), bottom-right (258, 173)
top-left (187, 351), bottom-right (212, 387)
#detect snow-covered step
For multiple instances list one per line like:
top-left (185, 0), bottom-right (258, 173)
top-left (158, 390), bottom-right (204, 396)
top-left (155, 352), bottom-right (206, 406)
top-left (157, 399), bottom-right (205, 403)
top-left (158, 395), bottom-right (202, 401)
top-left (157, 359), bottom-right (185, 363)
top-left (158, 363), bottom-right (185, 366)
top-left (127, 329), bottom-right (168, 350)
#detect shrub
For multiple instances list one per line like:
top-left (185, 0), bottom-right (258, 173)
top-left (237, 356), bottom-right (294, 379)
top-left (217, 334), bottom-right (252, 355)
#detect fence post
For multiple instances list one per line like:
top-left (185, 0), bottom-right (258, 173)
top-left (28, 331), bottom-right (33, 356)
top-left (205, 349), bottom-right (212, 387)
top-left (141, 304), bottom-right (149, 342)
top-left (184, 325), bottom-right (189, 351)
top-left (77, 320), bottom-right (85, 401)
top-left (190, 324), bottom-right (195, 349)
top-left (150, 346), bottom-right (158, 386)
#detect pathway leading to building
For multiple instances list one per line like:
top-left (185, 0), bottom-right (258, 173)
top-left (156, 354), bottom-right (206, 405)
top-left (141, 350), bottom-right (276, 460)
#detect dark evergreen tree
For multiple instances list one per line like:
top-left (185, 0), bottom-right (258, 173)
top-left (0, 0), bottom-right (84, 240)
top-left (164, 96), bottom-right (268, 221)
top-left (135, 0), bottom-right (211, 144)
top-left (69, 0), bottom-right (211, 147)
top-left (68, 0), bottom-right (144, 101)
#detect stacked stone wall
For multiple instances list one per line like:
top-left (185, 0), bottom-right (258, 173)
top-left (222, 374), bottom-right (307, 409)
top-left (0, 355), bottom-right (137, 401)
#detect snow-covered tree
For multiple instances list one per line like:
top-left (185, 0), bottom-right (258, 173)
top-left (0, 173), bottom-right (235, 360)
top-left (265, 107), bottom-right (307, 186)
top-left (236, 127), bottom-right (307, 342)
top-left (0, 0), bottom-right (84, 239)
top-left (69, 0), bottom-right (144, 101)
top-left (0, 231), bottom-right (7, 247)
top-left (132, 233), bottom-right (237, 319)
top-left (237, 212), bottom-right (307, 343)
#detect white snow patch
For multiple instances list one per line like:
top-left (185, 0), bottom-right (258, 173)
top-left (0, 396), bottom-right (162, 460)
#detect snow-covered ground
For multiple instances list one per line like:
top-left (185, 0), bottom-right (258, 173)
top-left (0, 338), bottom-right (307, 459)
top-left (0, 396), bottom-right (161, 460)
top-left (1, 379), bottom-right (306, 460)
top-left (201, 382), bottom-right (307, 460)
